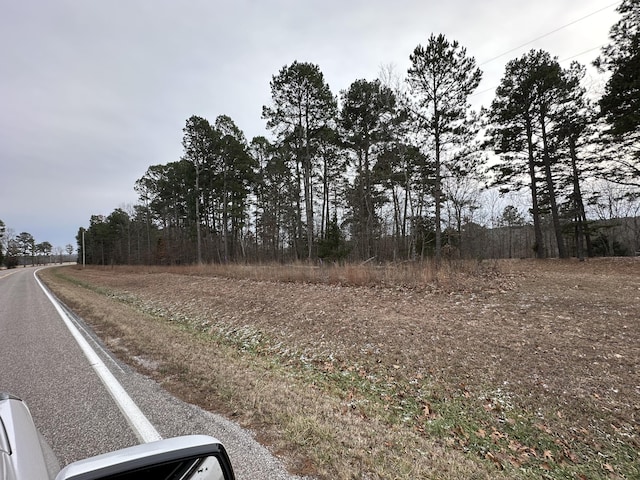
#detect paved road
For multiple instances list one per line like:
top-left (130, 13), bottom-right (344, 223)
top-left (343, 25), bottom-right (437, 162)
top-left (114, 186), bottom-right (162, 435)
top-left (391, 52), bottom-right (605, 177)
top-left (0, 266), bottom-right (304, 479)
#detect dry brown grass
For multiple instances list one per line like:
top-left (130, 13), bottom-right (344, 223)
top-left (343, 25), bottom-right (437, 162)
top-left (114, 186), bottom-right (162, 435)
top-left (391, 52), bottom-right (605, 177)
top-left (39, 259), bottom-right (640, 479)
top-left (103, 259), bottom-right (502, 292)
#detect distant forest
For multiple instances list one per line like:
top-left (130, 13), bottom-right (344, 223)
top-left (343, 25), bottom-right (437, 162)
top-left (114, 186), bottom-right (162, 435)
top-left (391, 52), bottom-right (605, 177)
top-left (77, 2), bottom-right (639, 265)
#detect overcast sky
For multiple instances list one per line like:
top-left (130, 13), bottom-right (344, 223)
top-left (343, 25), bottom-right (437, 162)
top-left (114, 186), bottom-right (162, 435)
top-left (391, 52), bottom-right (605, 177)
top-left (1, 0), bottom-right (620, 250)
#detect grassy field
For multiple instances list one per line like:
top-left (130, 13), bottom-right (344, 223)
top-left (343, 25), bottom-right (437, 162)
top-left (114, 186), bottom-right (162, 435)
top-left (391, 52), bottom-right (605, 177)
top-left (39, 259), bottom-right (640, 479)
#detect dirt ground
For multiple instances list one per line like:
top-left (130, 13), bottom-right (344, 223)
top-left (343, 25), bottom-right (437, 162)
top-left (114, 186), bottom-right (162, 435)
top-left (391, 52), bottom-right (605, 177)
top-left (41, 258), bottom-right (640, 479)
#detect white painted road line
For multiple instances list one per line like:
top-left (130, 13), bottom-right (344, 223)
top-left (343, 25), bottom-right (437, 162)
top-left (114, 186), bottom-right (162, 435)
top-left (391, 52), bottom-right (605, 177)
top-left (0, 268), bottom-right (22, 280)
top-left (60, 301), bottom-right (125, 374)
top-left (34, 269), bottom-right (162, 443)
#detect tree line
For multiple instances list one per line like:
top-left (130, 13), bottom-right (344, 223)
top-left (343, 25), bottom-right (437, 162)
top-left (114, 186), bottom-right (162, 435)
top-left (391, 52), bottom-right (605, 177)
top-left (0, 219), bottom-right (74, 268)
top-left (78, 2), bottom-right (639, 265)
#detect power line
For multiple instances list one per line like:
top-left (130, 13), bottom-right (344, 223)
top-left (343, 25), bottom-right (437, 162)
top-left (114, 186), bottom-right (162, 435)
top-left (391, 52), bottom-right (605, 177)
top-left (470, 43), bottom-right (609, 98)
top-left (559, 44), bottom-right (607, 62)
top-left (470, 85), bottom-right (497, 98)
top-left (478, 1), bottom-right (620, 66)
top-left (469, 2), bottom-right (620, 100)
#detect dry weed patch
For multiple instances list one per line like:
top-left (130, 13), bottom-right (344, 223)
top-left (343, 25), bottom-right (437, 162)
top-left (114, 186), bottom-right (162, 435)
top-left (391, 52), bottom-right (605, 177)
top-left (39, 259), bottom-right (640, 479)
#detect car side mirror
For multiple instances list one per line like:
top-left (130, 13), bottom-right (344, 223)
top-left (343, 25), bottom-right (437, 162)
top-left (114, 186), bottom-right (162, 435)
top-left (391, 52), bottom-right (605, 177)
top-left (54, 435), bottom-right (235, 480)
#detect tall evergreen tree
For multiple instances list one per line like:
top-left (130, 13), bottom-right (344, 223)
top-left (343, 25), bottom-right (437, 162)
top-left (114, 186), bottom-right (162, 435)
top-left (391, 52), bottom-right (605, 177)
top-left (182, 115), bottom-right (215, 263)
top-left (262, 61), bottom-right (337, 260)
top-left (250, 136), bottom-right (280, 259)
top-left (594, 0), bottom-right (640, 188)
top-left (595, 0), bottom-right (640, 137)
top-left (16, 232), bottom-right (35, 265)
top-left (106, 208), bottom-right (131, 264)
top-left (316, 126), bottom-right (346, 241)
top-left (340, 78), bottom-right (396, 258)
top-left (211, 115), bottom-right (256, 261)
top-left (487, 50), bottom-right (571, 258)
top-left (136, 160), bottom-right (195, 263)
top-left (552, 61), bottom-right (595, 258)
top-left (530, 52), bottom-right (567, 257)
top-left (407, 34), bottom-right (482, 260)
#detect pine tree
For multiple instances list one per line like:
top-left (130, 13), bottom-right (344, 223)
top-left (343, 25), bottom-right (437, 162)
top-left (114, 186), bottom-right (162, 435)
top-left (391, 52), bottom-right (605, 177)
top-left (594, 0), bottom-right (640, 188)
top-left (407, 34), bottom-right (482, 260)
top-left (340, 78), bottom-right (396, 259)
top-left (595, 0), bottom-right (640, 137)
top-left (262, 61), bottom-right (337, 260)
top-left (488, 50), bottom-right (573, 258)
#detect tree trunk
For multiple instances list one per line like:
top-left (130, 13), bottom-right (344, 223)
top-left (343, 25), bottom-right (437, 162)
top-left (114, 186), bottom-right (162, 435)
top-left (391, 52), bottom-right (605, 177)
top-left (364, 142), bottom-right (374, 259)
top-left (434, 108), bottom-right (442, 262)
top-left (295, 156), bottom-right (304, 260)
top-left (304, 109), bottom-right (314, 261)
top-left (403, 163), bottom-right (411, 260)
top-left (540, 112), bottom-right (567, 258)
top-left (526, 117), bottom-right (545, 258)
top-left (222, 165), bottom-right (229, 263)
top-left (392, 187), bottom-right (400, 261)
top-left (321, 154), bottom-right (328, 240)
top-left (568, 137), bottom-right (593, 258)
top-left (194, 162), bottom-right (202, 264)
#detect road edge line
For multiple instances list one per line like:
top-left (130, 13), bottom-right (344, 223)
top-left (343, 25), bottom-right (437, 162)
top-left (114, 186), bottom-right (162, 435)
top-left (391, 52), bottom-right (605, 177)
top-left (34, 268), bottom-right (162, 443)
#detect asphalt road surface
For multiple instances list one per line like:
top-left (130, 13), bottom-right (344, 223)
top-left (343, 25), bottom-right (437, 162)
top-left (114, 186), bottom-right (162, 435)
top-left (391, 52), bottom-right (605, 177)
top-left (0, 266), bottom-right (305, 479)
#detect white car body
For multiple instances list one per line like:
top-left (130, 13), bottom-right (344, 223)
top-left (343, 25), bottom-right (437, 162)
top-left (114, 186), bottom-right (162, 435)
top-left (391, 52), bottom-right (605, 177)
top-left (0, 393), bottom-right (235, 480)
